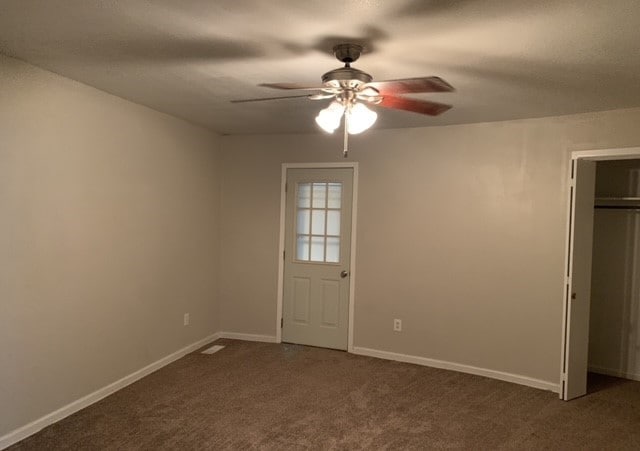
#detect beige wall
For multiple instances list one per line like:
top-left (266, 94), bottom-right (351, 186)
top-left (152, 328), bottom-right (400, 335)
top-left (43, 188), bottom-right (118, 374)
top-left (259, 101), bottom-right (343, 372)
top-left (590, 160), bottom-right (640, 378)
top-left (5, 48), bottom-right (640, 439)
top-left (0, 55), bottom-right (221, 435)
top-left (219, 108), bottom-right (640, 385)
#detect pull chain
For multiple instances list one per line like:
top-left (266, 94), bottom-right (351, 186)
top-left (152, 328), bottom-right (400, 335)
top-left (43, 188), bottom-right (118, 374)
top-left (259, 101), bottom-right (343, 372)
top-left (343, 110), bottom-right (349, 158)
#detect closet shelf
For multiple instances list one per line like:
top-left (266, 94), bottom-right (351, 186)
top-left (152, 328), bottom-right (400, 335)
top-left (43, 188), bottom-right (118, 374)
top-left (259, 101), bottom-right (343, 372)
top-left (595, 197), bottom-right (640, 201)
top-left (595, 197), bottom-right (640, 210)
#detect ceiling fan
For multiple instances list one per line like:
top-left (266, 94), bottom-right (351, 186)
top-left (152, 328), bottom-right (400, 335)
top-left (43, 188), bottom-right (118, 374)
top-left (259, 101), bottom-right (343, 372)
top-left (231, 43), bottom-right (454, 157)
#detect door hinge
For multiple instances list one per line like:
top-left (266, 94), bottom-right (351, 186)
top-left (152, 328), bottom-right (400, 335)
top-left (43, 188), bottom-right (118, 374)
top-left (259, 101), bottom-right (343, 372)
top-left (569, 162), bottom-right (577, 188)
top-left (283, 250), bottom-right (286, 260)
top-left (281, 317), bottom-right (283, 328)
top-left (570, 159), bottom-right (575, 180)
top-left (285, 182), bottom-right (288, 193)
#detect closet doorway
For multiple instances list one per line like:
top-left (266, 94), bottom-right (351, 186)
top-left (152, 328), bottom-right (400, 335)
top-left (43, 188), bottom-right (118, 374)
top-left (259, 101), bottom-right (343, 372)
top-left (561, 147), bottom-right (640, 400)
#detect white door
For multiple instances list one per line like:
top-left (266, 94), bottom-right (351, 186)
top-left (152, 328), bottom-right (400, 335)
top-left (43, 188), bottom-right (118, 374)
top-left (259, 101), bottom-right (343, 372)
top-left (563, 159), bottom-right (596, 400)
top-left (282, 168), bottom-right (353, 350)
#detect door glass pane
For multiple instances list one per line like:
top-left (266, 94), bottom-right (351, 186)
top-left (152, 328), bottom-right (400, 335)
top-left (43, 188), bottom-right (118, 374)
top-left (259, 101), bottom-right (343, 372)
top-left (297, 209), bottom-right (310, 234)
top-left (310, 236), bottom-right (325, 261)
top-left (311, 210), bottom-right (326, 235)
top-left (326, 210), bottom-right (340, 236)
top-left (312, 183), bottom-right (326, 208)
top-left (293, 180), bottom-right (344, 264)
top-left (326, 237), bottom-right (340, 263)
top-left (298, 183), bottom-right (311, 208)
top-left (327, 183), bottom-right (342, 208)
top-left (296, 235), bottom-right (310, 261)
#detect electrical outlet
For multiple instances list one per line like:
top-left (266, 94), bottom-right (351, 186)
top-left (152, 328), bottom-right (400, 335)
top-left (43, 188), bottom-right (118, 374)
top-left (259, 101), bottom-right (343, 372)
top-left (393, 318), bottom-right (402, 332)
top-left (183, 313), bottom-right (190, 326)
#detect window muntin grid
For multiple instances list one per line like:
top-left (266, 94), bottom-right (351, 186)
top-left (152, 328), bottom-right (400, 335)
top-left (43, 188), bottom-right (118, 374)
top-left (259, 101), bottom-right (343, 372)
top-left (295, 182), bottom-right (342, 263)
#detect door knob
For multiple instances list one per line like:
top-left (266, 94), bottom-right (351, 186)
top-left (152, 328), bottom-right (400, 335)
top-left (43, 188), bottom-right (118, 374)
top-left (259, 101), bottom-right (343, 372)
top-left (340, 270), bottom-right (349, 278)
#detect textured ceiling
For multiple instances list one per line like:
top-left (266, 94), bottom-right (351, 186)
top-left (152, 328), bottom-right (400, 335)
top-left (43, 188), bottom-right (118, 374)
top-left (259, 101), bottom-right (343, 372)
top-left (1, 0), bottom-right (640, 135)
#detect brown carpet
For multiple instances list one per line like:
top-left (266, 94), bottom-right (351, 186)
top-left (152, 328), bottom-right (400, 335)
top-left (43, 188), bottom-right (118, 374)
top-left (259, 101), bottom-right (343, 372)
top-left (10, 339), bottom-right (640, 450)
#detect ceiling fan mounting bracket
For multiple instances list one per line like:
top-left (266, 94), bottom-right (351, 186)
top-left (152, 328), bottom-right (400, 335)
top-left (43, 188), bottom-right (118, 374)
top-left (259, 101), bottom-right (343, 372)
top-left (332, 43), bottom-right (363, 64)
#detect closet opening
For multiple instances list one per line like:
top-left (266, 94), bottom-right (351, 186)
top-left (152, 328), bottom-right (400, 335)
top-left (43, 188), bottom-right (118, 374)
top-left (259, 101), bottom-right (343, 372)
top-left (588, 160), bottom-right (640, 387)
top-left (561, 147), bottom-right (640, 400)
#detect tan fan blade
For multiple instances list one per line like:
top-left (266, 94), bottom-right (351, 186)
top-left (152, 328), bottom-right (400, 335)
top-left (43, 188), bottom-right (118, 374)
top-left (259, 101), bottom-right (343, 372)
top-left (230, 94), bottom-right (314, 103)
top-left (378, 95), bottom-right (452, 116)
top-left (308, 93), bottom-right (336, 100)
top-left (368, 76), bottom-right (454, 95)
top-left (259, 83), bottom-right (325, 91)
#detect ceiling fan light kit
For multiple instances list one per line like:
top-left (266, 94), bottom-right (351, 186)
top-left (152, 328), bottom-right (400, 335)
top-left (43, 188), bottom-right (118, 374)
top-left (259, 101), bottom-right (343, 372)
top-left (232, 43), bottom-right (455, 158)
top-left (315, 100), bottom-right (378, 135)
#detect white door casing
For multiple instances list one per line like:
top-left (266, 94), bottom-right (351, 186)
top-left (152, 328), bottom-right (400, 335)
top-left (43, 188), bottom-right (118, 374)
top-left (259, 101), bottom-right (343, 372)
top-left (281, 167), bottom-right (354, 350)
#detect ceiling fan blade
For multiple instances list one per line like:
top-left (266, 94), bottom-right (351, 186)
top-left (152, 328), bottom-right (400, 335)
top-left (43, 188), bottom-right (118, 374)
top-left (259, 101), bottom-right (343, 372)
top-left (230, 94), bottom-right (314, 103)
top-left (308, 93), bottom-right (336, 100)
top-left (368, 77), bottom-right (454, 95)
top-left (259, 83), bottom-right (325, 91)
top-left (377, 95), bottom-right (452, 116)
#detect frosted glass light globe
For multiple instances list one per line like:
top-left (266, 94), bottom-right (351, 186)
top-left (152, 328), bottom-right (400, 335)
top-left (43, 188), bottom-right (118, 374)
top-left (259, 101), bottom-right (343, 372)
top-left (315, 101), bottom-right (345, 133)
top-left (347, 102), bottom-right (377, 134)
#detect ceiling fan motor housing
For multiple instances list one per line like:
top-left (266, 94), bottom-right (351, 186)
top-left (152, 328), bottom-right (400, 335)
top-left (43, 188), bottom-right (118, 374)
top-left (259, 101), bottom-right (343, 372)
top-left (321, 43), bottom-right (372, 90)
top-left (321, 66), bottom-right (372, 90)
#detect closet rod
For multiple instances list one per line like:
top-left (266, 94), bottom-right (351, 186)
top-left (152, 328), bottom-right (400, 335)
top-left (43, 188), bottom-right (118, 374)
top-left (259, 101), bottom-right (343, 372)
top-left (594, 205), bottom-right (640, 210)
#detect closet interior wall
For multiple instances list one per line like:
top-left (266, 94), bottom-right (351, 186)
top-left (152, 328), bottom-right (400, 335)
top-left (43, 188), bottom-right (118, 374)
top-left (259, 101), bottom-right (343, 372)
top-left (589, 159), bottom-right (640, 381)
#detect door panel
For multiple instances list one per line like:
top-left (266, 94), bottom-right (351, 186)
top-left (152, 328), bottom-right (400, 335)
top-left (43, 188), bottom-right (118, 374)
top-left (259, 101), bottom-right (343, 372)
top-left (282, 168), bottom-right (353, 350)
top-left (292, 277), bottom-right (310, 324)
top-left (320, 279), bottom-right (340, 327)
top-left (564, 159), bottom-right (596, 400)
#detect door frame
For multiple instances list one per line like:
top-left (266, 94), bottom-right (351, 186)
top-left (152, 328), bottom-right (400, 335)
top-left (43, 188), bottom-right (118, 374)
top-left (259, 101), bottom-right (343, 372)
top-left (560, 146), bottom-right (640, 400)
top-left (276, 162), bottom-right (359, 351)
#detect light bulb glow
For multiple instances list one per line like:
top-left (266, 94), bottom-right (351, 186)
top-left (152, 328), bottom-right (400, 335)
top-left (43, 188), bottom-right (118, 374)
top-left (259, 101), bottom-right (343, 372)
top-left (347, 102), bottom-right (377, 134)
top-left (315, 101), bottom-right (345, 133)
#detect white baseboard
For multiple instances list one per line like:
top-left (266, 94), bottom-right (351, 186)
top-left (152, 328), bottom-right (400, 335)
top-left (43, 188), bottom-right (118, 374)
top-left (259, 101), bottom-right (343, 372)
top-left (352, 346), bottom-right (560, 393)
top-left (0, 332), bottom-right (221, 450)
top-left (589, 365), bottom-right (640, 382)
top-left (218, 331), bottom-right (278, 343)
